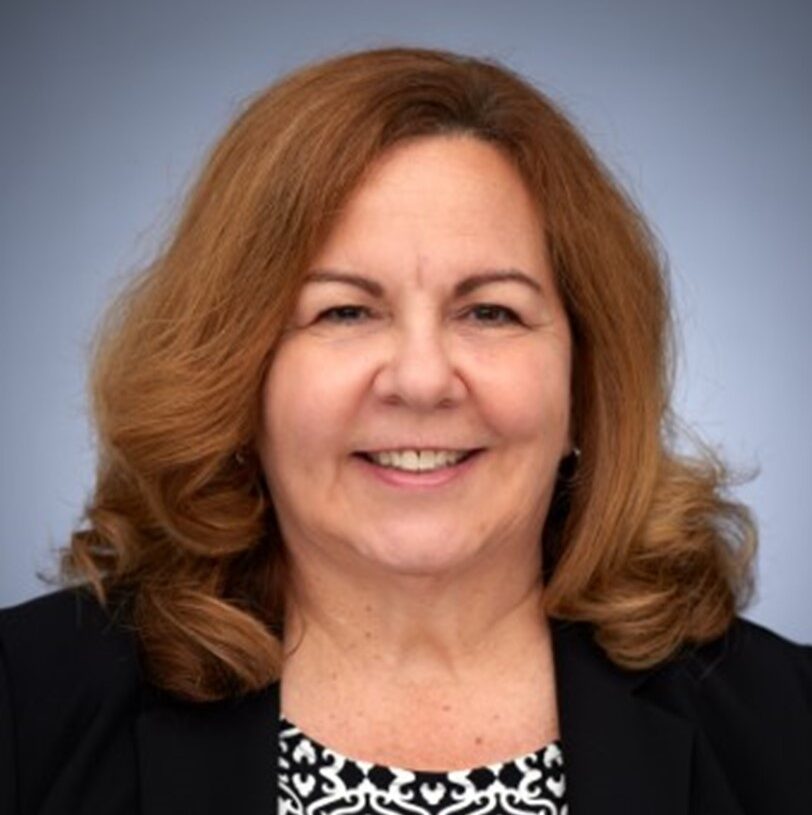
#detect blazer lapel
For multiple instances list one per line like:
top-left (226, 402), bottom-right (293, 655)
top-left (551, 617), bottom-right (745, 815)
top-left (136, 681), bottom-right (280, 815)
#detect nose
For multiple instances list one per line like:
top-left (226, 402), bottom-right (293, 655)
top-left (372, 315), bottom-right (466, 411)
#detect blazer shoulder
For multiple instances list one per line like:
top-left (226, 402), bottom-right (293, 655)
top-left (643, 616), bottom-right (812, 750)
top-left (0, 586), bottom-right (139, 689)
top-left (634, 617), bottom-right (812, 811)
top-left (679, 616), bottom-right (812, 701)
top-left (1, 588), bottom-right (142, 813)
top-left (0, 585), bottom-right (142, 722)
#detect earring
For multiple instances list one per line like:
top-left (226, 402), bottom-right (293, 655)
top-left (234, 448), bottom-right (248, 466)
top-left (556, 444), bottom-right (580, 484)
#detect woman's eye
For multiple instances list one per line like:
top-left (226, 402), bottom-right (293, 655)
top-left (315, 305), bottom-right (374, 324)
top-left (464, 304), bottom-right (523, 326)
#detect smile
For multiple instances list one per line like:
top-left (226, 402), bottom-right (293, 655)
top-left (357, 449), bottom-right (478, 473)
top-left (352, 448), bottom-right (484, 489)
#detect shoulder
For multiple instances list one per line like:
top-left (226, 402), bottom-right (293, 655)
top-left (0, 585), bottom-right (140, 696)
top-left (639, 615), bottom-right (812, 717)
top-left (555, 613), bottom-right (811, 721)
top-left (642, 616), bottom-right (811, 801)
top-left (0, 587), bottom-right (142, 814)
top-left (664, 616), bottom-right (811, 702)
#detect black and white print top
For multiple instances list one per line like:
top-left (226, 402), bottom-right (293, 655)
top-left (278, 714), bottom-right (568, 814)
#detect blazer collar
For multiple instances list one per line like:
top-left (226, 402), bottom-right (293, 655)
top-left (137, 618), bottom-right (744, 814)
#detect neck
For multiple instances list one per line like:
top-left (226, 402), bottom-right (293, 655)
top-left (280, 541), bottom-right (550, 687)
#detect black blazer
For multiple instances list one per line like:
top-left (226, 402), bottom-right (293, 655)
top-left (1, 588), bottom-right (810, 814)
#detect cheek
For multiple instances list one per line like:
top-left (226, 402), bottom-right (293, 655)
top-left (471, 344), bottom-right (571, 447)
top-left (260, 343), bottom-right (363, 472)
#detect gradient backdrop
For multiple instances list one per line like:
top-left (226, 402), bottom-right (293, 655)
top-left (1, 1), bottom-right (809, 642)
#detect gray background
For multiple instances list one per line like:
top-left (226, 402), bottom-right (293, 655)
top-left (1, 1), bottom-right (809, 642)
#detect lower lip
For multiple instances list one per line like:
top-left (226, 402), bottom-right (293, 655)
top-left (353, 451), bottom-right (484, 490)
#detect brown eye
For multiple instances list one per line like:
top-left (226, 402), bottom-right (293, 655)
top-left (315, 305), bottom-right (375, 324)
top-left (465, 304), bottom-right (523, 326)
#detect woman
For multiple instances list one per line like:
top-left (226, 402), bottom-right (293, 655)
top-left (1, 46), bottom-right (810, 815)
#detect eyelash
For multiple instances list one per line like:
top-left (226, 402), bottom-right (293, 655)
top-left (316, 305), bottom-right (372, 324)
top-left (315, 304), bottom-right (524, 327)
top-left (467, 304), bottom-right (523, 326)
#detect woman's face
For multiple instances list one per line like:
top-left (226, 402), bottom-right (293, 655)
top-left (258, 135), bottom-right (572, 578)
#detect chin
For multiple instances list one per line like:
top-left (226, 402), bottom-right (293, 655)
top-left (355, 532), bottom-right (483, 577)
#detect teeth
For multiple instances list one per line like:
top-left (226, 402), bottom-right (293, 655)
top-left (367, 449), bottom-right (470, 472)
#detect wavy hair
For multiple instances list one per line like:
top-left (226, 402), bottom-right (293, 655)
top-left (61, 46), bottom-right (757, 700)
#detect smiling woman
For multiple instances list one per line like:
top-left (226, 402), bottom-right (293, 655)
top-left (1, 46), bottom-right (810, 815)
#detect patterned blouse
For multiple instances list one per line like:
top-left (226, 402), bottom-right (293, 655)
top-left (278, 714), bottom-right (568, 814)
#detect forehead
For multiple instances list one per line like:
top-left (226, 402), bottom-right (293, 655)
top-left (308, 135), bottom-right (548, 286)
top-left (353, 135), bottom-right (534, 208)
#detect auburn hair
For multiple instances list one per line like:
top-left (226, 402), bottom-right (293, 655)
top-left (61, 46), bottom-right (756, 700)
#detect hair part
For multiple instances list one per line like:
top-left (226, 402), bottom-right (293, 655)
top-left (62, 46), bottom-right (757, 700)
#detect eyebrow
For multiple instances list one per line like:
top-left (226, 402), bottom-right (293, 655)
top-left (303, 268), bottom-right (543, 298)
